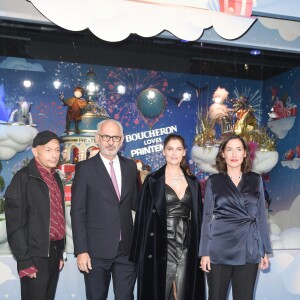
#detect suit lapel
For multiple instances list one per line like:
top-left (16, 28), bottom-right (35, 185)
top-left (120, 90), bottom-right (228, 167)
top-left (186, 175), bottom-right (198, 227)
top-left (119, 156), bottom-right (128, 202)
top-left (150, 176), bottom-right (167, 230)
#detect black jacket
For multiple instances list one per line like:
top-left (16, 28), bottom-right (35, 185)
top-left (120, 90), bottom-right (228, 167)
top-left (130, 164), bottom-right (205, 300)
top-left (4, 159), bottom-right (65, 271)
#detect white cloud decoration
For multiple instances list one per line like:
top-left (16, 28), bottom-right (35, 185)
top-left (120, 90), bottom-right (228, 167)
top-left (268, 195), bottom-right (300, 293)
top-left (0, 57), bottom-right (45, 72)
top-left (266, 195), bottom-right (300, 295)
top-left (259, 17), bottom-right (300, 42)
top-left (252, 150), bottom-right (278, 174)
top-left (191, 145), bottom-right (219, 174)
top-left (267, 117), bottom-right (296, 139)
top-left (268, 252), bottom-right (300, 295)
top-left (29, 0), bottom-right (256, 42)
top-left (281, 159), bottom-right (300, 170)
top-left (270, 194), bottom-right (300, 249)
top-left (0, 262), bottom-right (17, 284)
top-left (0, 124), bottom-right (38, 160)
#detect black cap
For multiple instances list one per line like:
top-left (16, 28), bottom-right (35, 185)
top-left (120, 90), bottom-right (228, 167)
top-left (32, 130), bottom-right (64, 148)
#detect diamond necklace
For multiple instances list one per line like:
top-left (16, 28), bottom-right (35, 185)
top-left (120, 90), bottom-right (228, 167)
top-left (229, 174), bottom-right (242, 180)
top-left (169, 172), bottom-right (184, 186)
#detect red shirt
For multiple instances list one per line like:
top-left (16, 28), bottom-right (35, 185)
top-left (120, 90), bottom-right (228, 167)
top-left (36, 160), bottom-right (65, 241)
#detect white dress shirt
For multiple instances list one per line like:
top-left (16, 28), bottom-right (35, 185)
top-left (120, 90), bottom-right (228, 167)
top-left (100, 153), bottom-right (122, 196)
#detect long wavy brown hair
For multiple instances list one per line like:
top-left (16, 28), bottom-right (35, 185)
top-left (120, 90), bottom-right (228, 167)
top-left (163, 134), bottom-right (193, 176)
top-left (215, 134), bottom-right (252, 173)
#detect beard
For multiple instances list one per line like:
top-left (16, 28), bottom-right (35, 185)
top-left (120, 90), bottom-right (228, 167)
top-left (100, 146), bottom-right (119, 158)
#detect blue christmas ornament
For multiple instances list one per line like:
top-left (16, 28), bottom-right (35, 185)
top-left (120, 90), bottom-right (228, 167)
top-left (136, 88), bottom-right (166, 118)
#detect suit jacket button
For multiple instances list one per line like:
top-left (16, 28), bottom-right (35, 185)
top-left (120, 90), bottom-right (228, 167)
top-left (150, 232), bottom-right (154, 236)
top-left (148, 254), bottom-right (152, 258)
top-left (152, 209), bottom-right (156, 213)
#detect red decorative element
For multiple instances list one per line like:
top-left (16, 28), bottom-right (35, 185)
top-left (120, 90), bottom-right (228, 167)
top-left (270, 100), bottom-right (297, 119)
top-left (261, 173), bottom-right (270, 182)
top-left (57, 164), bottom-right (75, 181)
top-left (57, 164), bottom-right (76, 203)
top-left (295, 145), bottom-right (300, 158)
top-left (289, 105), bottom-right (297, 117)
top-left (199, 178), bottom-right (207, 200)
top-left (73, 147), bottom-right (79, 163)
top-left (248, 141), bottom-right (258, 161)
top-left (64, 184), bottom-right (72, 202)
top-left (285, 149), bottom-right (295, 160)
top-left (219, 0), bottom-right (253, 17)
top-left (271, 87), bottom-right (278, 101)
top-left (271, 100), bottom-right (288, 119)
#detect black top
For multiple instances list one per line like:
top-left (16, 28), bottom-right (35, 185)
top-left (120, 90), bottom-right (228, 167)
top-left (165, 184), bottom-right (191, 251)
top-left (165, 184), bottom-right (191, 218)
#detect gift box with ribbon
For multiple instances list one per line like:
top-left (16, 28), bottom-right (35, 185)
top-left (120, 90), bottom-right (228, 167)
top-left (288, 105), bottom-right (297, 117)
top-left (219, 0), bottom-right (253, 17)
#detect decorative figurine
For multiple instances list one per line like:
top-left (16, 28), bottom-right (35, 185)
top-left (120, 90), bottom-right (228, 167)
top-left (9, 97), bottom-right (34, 125)
top-left (59, 86), bottom-right (87, 134)
top-left (208, 87), bottom-right (233, 133)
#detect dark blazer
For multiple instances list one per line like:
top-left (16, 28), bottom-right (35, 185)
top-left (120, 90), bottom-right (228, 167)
top-left (130, 165), bottom-right (205, 300)
top-left (5, 159), bottom-right (65, 271)
top-left (71, 153), bottom-right (138, 259)
top-left (199, 172), bottom-right (272, 265)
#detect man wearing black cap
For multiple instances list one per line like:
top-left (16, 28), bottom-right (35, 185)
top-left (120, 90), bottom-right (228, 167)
top-left (5, 130), bottom-right (66, 300)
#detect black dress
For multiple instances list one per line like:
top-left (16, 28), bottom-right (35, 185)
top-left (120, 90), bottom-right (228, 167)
top-left (165, 184), bottom-right (192, 300)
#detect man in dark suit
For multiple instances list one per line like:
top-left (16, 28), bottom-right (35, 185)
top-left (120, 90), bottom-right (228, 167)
top-left (71, 119), bottom-right (138, 300)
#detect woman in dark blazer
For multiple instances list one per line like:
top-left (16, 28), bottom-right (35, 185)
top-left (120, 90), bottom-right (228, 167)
top-left (199, 134), bottom-right (272, 300)
top-left (130, 134), bottom-right (205, 300)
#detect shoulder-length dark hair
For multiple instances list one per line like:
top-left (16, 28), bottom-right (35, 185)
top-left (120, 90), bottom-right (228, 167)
top-left (215, 134), bottom-right (252, 173)
top-left (163, 134), bottom-right (192, 176)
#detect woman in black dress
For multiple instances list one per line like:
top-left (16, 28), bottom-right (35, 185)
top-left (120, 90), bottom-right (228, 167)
top-left (130, 134), bottom-right (205, 300)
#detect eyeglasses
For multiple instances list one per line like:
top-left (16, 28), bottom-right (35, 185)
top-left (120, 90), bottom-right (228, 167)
top-left (98, 134), bottom-right (122, 142)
